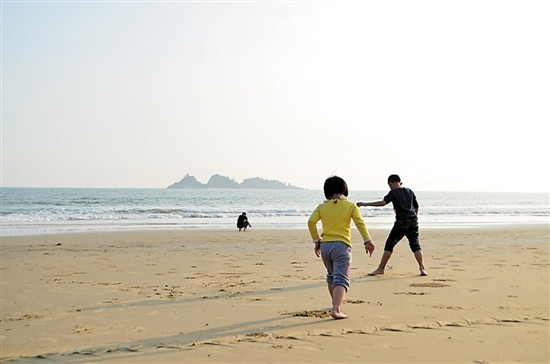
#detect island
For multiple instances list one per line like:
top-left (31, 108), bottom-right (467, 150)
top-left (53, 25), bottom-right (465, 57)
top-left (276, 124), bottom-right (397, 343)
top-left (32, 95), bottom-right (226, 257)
top-left (167, 174), bottom-right (305, 190)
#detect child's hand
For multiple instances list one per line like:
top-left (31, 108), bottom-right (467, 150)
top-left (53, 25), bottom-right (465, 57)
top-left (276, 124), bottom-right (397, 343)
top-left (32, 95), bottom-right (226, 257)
top-left (364, 240), bottom-right (375, 257)
top-left (314, 241), bottom-right (321, 257)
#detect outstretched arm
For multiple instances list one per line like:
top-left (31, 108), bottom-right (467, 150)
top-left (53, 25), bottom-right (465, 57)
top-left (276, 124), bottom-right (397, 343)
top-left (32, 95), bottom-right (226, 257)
top-left (357, 200), bottom-right (387, 207)
top-left (351, 206), bottom-right (375, 257)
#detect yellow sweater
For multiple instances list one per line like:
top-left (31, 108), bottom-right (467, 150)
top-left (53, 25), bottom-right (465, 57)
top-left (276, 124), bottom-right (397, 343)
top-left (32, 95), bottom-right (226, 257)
top-left (308, 198), bottom-right (371, 247)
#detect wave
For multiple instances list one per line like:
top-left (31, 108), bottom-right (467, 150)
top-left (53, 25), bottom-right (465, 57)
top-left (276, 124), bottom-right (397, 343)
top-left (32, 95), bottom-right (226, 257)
top-left (1, 188), bottom-right (547, 235)
top-left (1, 206), bottom-right (548, 223)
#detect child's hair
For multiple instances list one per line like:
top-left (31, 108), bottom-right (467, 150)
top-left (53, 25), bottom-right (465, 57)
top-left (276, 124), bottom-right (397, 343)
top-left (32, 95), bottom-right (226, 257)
top-left (387, 174), bottom-right (401, 183)
top-left (324, 176), bottom-right (349, 199)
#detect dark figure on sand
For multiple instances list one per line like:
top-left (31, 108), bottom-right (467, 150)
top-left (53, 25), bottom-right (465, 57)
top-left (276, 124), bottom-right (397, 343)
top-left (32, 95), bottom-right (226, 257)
top-left (237, 212), bottom-right (251, 231)
top-left (357, 174), bottom-right (427, 276)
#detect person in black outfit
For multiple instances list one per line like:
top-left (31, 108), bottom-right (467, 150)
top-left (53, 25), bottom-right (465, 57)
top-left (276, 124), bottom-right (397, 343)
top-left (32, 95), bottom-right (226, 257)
top-left (237, 212), bottom-right (251, 231)
top-left (357, 174), bottom-right (427, 276)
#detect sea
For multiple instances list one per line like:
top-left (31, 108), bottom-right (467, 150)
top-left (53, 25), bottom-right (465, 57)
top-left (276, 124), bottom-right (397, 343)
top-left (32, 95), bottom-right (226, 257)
top-left (0, 188), bottom-right (548, 237)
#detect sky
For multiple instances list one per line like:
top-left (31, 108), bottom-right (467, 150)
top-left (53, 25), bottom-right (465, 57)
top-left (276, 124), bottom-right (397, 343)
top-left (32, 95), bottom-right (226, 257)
top-left (1, 1), bottom-right (549, 193)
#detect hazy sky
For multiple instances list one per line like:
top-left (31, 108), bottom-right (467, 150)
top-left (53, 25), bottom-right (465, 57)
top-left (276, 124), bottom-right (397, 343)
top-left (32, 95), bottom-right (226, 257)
top-left (2, 1), bottom-right (548, 192)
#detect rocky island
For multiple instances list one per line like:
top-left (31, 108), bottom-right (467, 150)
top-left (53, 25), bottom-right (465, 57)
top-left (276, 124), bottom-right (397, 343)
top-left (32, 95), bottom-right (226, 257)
top-left (167, 174), bottom-right (305, 190)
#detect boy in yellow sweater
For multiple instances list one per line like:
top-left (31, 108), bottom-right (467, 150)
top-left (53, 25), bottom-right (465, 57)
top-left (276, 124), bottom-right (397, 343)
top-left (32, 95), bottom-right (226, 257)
top-left (308, 176), bottom-right (375, 319)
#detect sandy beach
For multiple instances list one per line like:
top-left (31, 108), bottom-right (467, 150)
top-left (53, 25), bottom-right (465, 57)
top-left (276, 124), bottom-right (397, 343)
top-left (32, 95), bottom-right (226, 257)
top-left (1, 226), bottom-right (548, 363)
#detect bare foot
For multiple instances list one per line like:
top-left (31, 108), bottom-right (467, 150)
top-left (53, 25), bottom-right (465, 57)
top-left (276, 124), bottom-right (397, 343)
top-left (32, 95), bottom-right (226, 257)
top-left (331, 311), bottom-right (349, 320)
top-left (420, 269), bottom-right (428, 276)
top-left (368, 269), bottom-right (384, 276)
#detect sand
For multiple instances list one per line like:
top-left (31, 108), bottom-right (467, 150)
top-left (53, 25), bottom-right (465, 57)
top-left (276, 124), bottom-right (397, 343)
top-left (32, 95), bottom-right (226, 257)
top-left (1, 226), bottom-right (548, 363)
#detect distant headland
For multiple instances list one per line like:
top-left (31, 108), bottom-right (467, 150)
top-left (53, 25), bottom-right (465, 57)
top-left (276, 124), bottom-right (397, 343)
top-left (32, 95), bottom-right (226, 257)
top-left (167, 174), bottom-right (306, 190)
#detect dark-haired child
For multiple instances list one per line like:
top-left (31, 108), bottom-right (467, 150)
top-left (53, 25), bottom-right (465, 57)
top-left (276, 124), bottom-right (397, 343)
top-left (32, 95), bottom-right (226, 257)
top-left (308, 176), bottom-right (375, 319)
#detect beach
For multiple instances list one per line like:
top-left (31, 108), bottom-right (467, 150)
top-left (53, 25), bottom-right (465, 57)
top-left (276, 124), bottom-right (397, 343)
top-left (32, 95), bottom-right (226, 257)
top-left (1, 226), bottom-right (548, 363)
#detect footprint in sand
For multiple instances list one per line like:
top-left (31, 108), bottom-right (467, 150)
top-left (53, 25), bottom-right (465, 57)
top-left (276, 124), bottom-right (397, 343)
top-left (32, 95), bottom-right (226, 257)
top-left (407, 322), bottom-right (440, 329)
top-left (246, 332), bottom-right (269, 338)
top-left (410, 282), bottom-right (450, 288)
top-left (8, 314), bottom-right (43, 321)
top-left (376, 324), bottom-right (410, 332)
top-left (345, 299), bottom-right (365, 304)
top-left (71, 324), bottom-right (91, 334)
top-left (283, 310), bottom-right (332, 318)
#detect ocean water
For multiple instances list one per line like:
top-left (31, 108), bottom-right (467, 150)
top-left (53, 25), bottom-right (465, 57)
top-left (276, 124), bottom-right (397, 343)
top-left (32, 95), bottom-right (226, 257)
top-left (0, 188), bottom-right (548, 236)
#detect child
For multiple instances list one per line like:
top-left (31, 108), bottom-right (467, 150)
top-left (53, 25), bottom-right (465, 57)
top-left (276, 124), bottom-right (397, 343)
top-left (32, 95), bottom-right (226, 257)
top-left (308, 176), bottom-right (375, 319)
top-left (357, 174), bottom-right (427, 276)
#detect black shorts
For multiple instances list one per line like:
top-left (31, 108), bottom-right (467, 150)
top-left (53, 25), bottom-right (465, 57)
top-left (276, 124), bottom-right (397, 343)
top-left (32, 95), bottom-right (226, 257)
top-left (384, 218), bottom-right (421, 253)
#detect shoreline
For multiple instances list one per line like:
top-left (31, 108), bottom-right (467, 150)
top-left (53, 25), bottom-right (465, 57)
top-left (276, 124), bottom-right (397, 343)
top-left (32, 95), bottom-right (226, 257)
top-left (2, 221), bottom-right (548, 239)
top-left (1, 226), bottom-right (548, 363)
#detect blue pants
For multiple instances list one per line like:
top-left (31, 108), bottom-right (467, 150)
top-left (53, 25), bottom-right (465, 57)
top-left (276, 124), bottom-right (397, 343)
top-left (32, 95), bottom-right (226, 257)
top-left (320, 242), bottom-right (352, 291)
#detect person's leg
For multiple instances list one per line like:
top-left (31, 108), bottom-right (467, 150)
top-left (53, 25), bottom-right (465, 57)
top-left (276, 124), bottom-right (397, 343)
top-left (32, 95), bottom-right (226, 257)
top-left (329, 243), bottom-right (351, 319)
top-left (414, 250), bottom-right (427, 276)
top-left (369, 250), bottom-right (392, 275)
top-left (406, 219), bottom-right (427, 276)
top-left (331, 285), bottom-right (348, 319)
top-left (320, 243), bottom-right (337, 311)
top-left (369, 222), bottom-right (404, 275)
